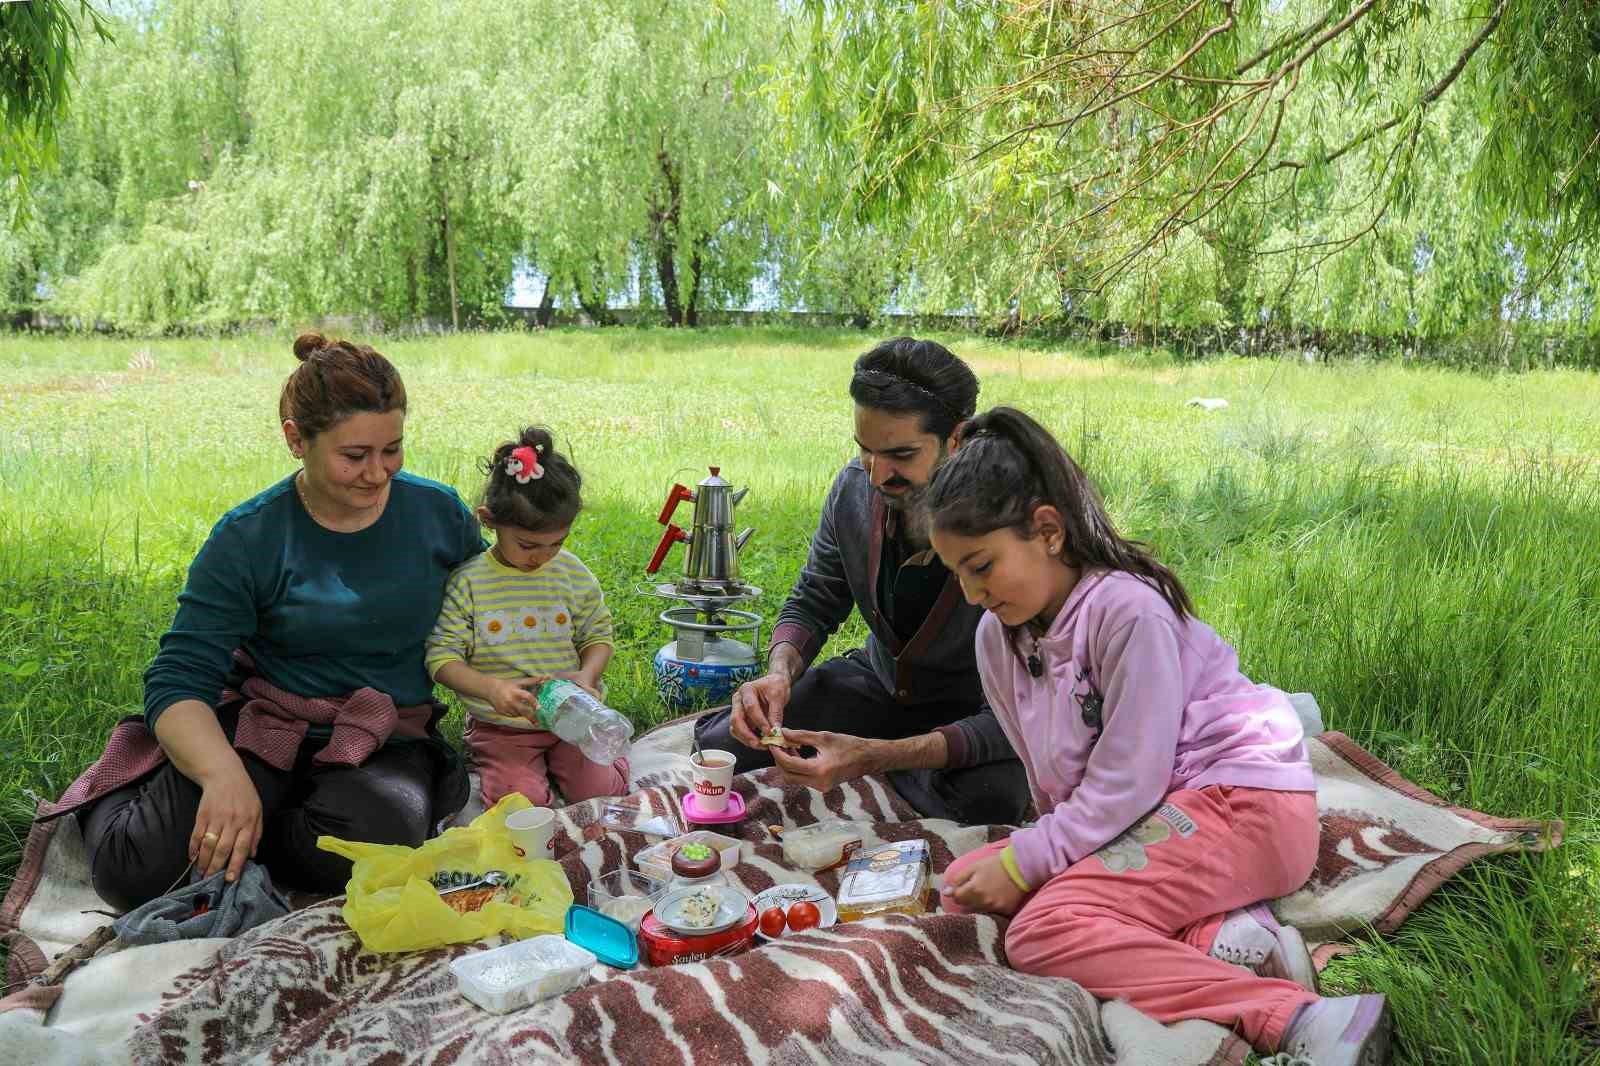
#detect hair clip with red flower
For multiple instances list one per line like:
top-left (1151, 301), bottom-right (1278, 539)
top-left (505, 444), bottom-right (545, 483)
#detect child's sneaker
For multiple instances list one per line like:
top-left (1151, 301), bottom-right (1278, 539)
top-left (1209, 902), bottom-right (1318, 992)
top-left (1277, 994), bottom-right (1392, 1066)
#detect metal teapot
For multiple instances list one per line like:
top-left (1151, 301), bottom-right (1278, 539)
top-left (646, 467), bottom-right (755, 591)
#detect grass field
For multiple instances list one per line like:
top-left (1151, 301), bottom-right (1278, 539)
top-left (1, 327), bottom-right (1596, 1062)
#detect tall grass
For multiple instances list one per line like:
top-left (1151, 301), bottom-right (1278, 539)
top-left (0, 328), bottom-right (1595, 1062)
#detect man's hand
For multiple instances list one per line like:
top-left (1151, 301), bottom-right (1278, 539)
top-left (942, 853), bottom-right (1027, 916)
top-left (769, 728), bottom-right (875, 793)
top-left (729, 671), bottom-right (792, 748)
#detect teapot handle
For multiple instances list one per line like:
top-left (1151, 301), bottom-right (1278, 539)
top-left (646, 524), bottom-right (689, 574)
top-left (657, 483), bottom-right (694, 525)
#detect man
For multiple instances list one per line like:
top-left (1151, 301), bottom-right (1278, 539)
top-left (693, 337), bottom-right (1031, 826)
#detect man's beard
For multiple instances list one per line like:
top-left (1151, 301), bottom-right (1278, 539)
top-left (877, 478), bottom-right (918, 510)
top-left (877, 442), bottom-right (949, 510)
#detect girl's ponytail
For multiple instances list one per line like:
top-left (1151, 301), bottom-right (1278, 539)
top-left (479, 426), bottom-right (583, 532)
top-left (925, 406), bottom-right (1193, 619)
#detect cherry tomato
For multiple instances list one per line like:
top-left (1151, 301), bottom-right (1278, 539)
top-left (759, 906), bottom-right (787, 938)
top-left (786, 900), bottom-right (822, 932)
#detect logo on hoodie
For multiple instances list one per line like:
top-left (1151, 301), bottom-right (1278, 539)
top-left (1074, 666), bottom-right (1104, 737)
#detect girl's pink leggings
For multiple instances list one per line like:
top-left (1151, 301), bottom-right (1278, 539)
top-left (943, 785), bottom-right (1319, 1052)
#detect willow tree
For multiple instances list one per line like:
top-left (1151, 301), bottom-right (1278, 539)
top-left (499, 0), bottom-right (781, 327)
top-left (798, 0), bottom-right (1598, 328)
top-left (50, 0), bottom-right (533, 328)
top-left (0, 0), bottom-right (111, 206)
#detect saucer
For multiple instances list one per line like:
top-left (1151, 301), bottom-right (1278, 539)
top-left (652, 884), bottom-right (750, 936)
top-left (683, 789), bottom-right (747, 825)
top-left (750, 883), bottom-right (837, 941)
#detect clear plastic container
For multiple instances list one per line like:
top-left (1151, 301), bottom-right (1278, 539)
top-left (634, 831), bottom-right (743, 884)
top-left (600, 797), bottom-right (680, 838)
top-left (451, 935), bottom-right (597, 1014)
top-left (588, 868), bottom-right (666, 932)
top-left (535, 680), bottom-right (634, 764)
top-left (780, 820), bottom-right (865, 872)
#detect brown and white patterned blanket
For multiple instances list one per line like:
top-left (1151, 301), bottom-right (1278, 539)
top-left (0, 708), bottom-right (1561, 1066)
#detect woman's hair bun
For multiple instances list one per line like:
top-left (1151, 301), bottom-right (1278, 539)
top-left (293, 332), bottom-right (329, 362)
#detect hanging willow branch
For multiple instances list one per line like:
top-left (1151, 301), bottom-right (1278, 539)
top-left (809, 0), bottom-right (1516, 303)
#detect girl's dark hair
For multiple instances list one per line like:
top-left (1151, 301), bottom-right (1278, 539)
top-left (279, 331), bottom-right (407, 439)
top-left (480, 426), bottom-right (582, 532)
top-left (848, 336), bottom-right (979, 440)
top-left (923, 406), bottom-right (1193, 619)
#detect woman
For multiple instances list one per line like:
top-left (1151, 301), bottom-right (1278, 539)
top-left (62, 332), bottom-right (483, 910)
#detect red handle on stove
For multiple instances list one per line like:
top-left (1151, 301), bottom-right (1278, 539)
top-left (646, 524), bottom-right (688, 574)
top-left (657, 483), bottom-right (693, 525)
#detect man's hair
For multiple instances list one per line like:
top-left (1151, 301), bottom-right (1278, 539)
top-left (848, 337), bottom-right (979, 439)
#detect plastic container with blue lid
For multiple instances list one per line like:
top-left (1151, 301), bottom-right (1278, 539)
top-left (564, 904), bottom-right (639, 969)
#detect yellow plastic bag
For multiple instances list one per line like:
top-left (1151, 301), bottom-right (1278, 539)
top-left (317, 794), bottom-right (573, 953)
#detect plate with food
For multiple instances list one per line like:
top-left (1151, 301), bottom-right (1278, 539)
top-left (652, 884), bottom-right (750, 936)
top-left (750, 883), bottom-right (836, 940)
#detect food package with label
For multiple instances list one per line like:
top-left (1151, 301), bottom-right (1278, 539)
top-left (835, 839), bottom-right (933, 922)
top-left (775, 820), bottom-right (865, 872)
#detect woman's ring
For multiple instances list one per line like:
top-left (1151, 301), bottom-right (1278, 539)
top-left (202, 831), bottom-right (220, 843)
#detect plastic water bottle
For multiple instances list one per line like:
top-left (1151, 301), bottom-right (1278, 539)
top-left (534, 680), bottom-right (634, 764)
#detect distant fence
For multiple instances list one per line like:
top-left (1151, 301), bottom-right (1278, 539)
top-left (8, 306), bottom-right (1595, 370)
top-left (7, 306), bottom-right (986, 336)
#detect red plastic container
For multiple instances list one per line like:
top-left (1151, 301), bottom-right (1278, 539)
top-left (639, 903), bottom-right (758, 966)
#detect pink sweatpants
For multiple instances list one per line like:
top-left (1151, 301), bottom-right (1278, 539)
top-left (464, 718), bottom-right (630, 809)
top-left (943, 785), bottom-right (1319, 1052)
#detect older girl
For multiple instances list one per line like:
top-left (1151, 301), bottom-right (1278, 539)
top-left (926, 407), bottom-right (1390, 1066)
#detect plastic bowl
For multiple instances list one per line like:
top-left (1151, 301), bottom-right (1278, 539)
top-left (587, 868), bottom-right (666, 932)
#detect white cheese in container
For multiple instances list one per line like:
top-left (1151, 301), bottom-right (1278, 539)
top-left (780, 820), bottom-right (865, 872)
top-left (451, 935), bottom-right (597, 1014)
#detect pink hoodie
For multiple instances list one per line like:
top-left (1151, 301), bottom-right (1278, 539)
top-left (978, 569), bottom-right (1314, 888)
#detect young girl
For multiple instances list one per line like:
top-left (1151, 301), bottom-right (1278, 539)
top-left (426, 427), bottom-right (629, 810)
top-left (925, 408), bottom-right (1390, 1066)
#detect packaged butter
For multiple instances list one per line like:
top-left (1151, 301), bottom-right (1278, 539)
top-left (835, 839), bottom-right (932, 922)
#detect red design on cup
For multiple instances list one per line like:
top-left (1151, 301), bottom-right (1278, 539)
top-left (694, 780), bottom-right (727, 797)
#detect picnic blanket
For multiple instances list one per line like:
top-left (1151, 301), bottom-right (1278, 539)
top-left (0, 697), bottom-right (1562, 1065)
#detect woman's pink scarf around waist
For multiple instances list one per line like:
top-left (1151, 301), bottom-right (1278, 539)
top-left (40, 661), bottom-right (435, 820)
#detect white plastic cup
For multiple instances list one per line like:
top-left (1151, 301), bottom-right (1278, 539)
top-left (689, 749), bottom-right (737, 812)
top-left (506, 806), bottom-right (557, 859)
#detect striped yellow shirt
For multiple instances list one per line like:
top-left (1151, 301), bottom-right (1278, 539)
top-left (425, 548), bottom-right (614, 726)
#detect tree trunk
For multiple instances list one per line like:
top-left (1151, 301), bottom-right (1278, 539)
top-left (534, 275), bottom-right (555, 328)
top-left (439, 188), bottom-right (459, 331)
top-left (684, 235), bottom-right (707, 328)
top-left (651, 149), bottom-right (685, 327)
top-left (571, 274), bottom-right (616, 326)
top-left (656, 238), bottom-right (682, 327)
